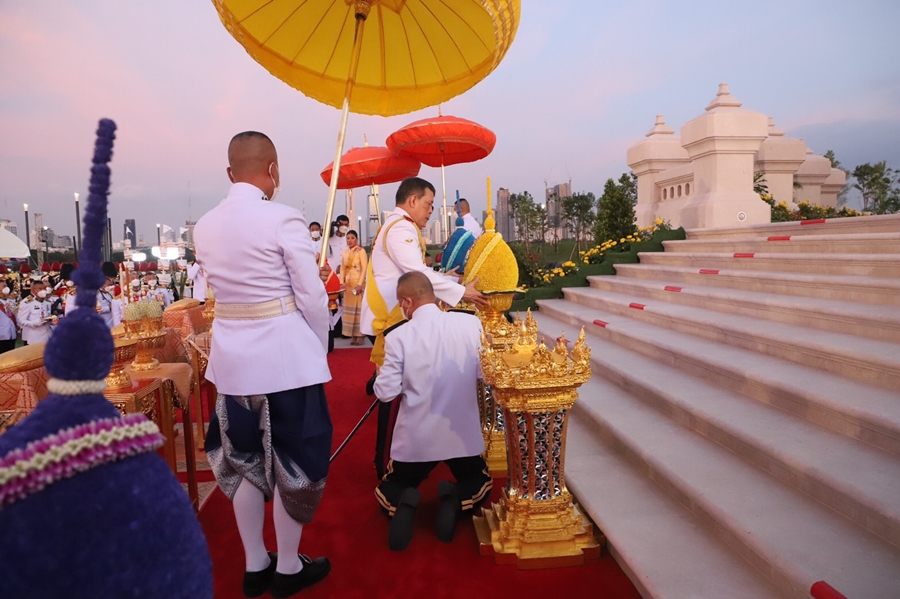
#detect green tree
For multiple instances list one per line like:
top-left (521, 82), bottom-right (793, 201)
top-left (619, 172), bottom-right (637, 206)
top-left (824, 150), bottom-right (852, 207)
top-left (853, 161), bottom-right (900, 214)
top-left (509, 191), bottom-right (541, 246)
top-left (561, 191), bottom-right (596, 254)
top-left (594, 175), bottom-right (636, 244)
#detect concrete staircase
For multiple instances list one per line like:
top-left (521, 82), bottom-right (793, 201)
top-left (534, 214), bottom-right (900, 599)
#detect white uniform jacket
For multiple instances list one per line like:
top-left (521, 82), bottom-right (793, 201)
top-left (66, 290), bottom-right (115, 329)
top-left (186, 262), bottom-right (207, 301)
top-left (0, 309), bottom-right (15, 341)
top-left (360, 207), bottom-right (465, 336)
top-left (462, 213), bottom-right (483, 239)
top-left (18, 297), bottom-right (52, 344)
top-left (327, 233), bottom-right (347, 274)
top-left (374, 304), bottom-right (485, 463)
top-left (194, 183), bottom-right (331, 396)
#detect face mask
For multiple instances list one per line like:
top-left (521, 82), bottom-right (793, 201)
top-left (311, 231), bottom-right (321, 240)
top-left (268, 163), bottom-right (280, 202)
top-left (1, 287), bottom-right (8, 295)
top-left (106, 286), bottom-right (116, 293)
top-left (65, 280), bottom-right (74, 287)
top-left (131, 280), bottom-right (140, 288)
top-left (37, 290), bottom-right (48, 299)
top-left (338, 225), bottom-right (349, 234)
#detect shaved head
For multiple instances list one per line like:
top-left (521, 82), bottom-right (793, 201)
top-left (228, 131), bottom-right (276, 179)
top-left (455, 198), bottom-right (470, 215)
top-left (397, 271), bottom-right (435, 303)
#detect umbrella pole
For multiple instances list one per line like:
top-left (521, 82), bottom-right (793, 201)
top-left (319, 10), bottom-right (368, 269)
top-left (441, 161), bottom-right (448, 243)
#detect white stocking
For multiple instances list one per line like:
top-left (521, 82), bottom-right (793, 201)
top-left (273, 488), bottom-right (304, 575)
top-left (233, 479), bottom-right (270, 572)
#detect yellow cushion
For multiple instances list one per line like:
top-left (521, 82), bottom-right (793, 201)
top-left (165, 298), bottom-right (201, 312)
top-left (0, 343), bottom-right (45, 373)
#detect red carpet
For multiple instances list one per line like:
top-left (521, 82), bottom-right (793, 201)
top-left (198, 348), bottom-right (641, 599)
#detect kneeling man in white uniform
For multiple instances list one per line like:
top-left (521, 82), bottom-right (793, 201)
top-left (374, 271), bottom-right (492, 551)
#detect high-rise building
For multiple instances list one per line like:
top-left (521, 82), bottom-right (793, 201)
top-left (496, 187), bottom-right (516, 240)
top-left (545, 182), bottom-right (572, 241)
top-left (124, 219), bottom-right (136, 248)
top-left (182, 220), bottom-right (196, 247)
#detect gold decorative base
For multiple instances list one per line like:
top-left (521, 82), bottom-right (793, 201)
top-left (484, 429), bottom-right (507, 477)
top-left (130, 332), bottom-right (165, 372)
top-left (106, 338), bottom-right (138, 391)
top-left (105, 366), bottom-right (133, 391)
top-left (130, 356), bottom-right (160, 371)
top-left (473, 490), bottom-right (602, 569)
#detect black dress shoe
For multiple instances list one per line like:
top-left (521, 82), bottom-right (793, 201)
top-left (243, 552), bottom-right (277, 598)
top-left (436, 481), bottom-right (460, 543)
top-left (270, 555), bottom-right (331, 599)
top-left (389, 488), bottom-right (420, 551)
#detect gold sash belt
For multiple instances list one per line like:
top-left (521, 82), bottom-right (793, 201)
top-left (214, 295), bottom-right (297, 320)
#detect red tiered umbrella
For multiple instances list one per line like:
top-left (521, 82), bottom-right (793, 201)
top-left (386, 114), bottom-right (496, 240)
top-left (387, 115), bottom-right (496, 168)
top-left (320, 145), bottom-right (420, 229)
top-left (320, 146), bottom-right (420, 190)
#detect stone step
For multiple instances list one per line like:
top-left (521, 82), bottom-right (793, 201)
top-left (685, 213), bottom-right (900, 240)
top-left (614, 263), bottom-right (900, 306)
top-left (561, 286), bottom-right (900, 391)
top-left (563, 287), bottom-right (900, 389)
top-left (638, 251), bottom-right (900, 278)
top-left (663, 232), bottom-right (900, 255)
top-left (534, 310), bottom-right (900, 551)
top-left (534, 298), bottom-right (900, 456)
top-left (565, 416), bottom-right (789, 599)
top-left (562, 374), bottom-right (900, 599)
top-left (587, 275), bottom-right (900, 342)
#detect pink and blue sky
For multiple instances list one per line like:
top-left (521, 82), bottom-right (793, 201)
top-left (2, 0), bottom-right (899, 244)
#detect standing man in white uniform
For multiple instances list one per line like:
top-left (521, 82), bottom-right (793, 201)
top-left (194, 131), bottom-right (332, 599)
top-left (361, 177), bottom-right (487, 369)
top-left (454, 198), bottom-right (483, 239)
top-left (374, 272), bottom-right (492, 551)
top-left (186, 259), bottom-right (207, 302)
top-left (18, 281), bottom-right (55, 345)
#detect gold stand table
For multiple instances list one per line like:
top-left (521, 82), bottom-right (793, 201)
top-left (474, 328), bottom-right (601, 569)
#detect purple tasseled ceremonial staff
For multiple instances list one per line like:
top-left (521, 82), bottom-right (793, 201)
top-left (0, 119), bottom-right (213, 599)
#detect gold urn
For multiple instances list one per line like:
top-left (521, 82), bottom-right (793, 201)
top-left (106, 337), bottom-right (139, 391)
top-left (124, 316), bottom-right (166, 372)
top-left (473, 326), bottom-right (600, 569)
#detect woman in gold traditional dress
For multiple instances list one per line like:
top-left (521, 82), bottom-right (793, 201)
top-left (339, 231), bottom-right (367, 345)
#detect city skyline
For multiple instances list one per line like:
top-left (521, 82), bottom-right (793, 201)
top-left (2, 1), bottom-right (898, 245)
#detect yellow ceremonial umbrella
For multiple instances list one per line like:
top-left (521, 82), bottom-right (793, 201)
top-left (212, 0), bottom-right (521, 266)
